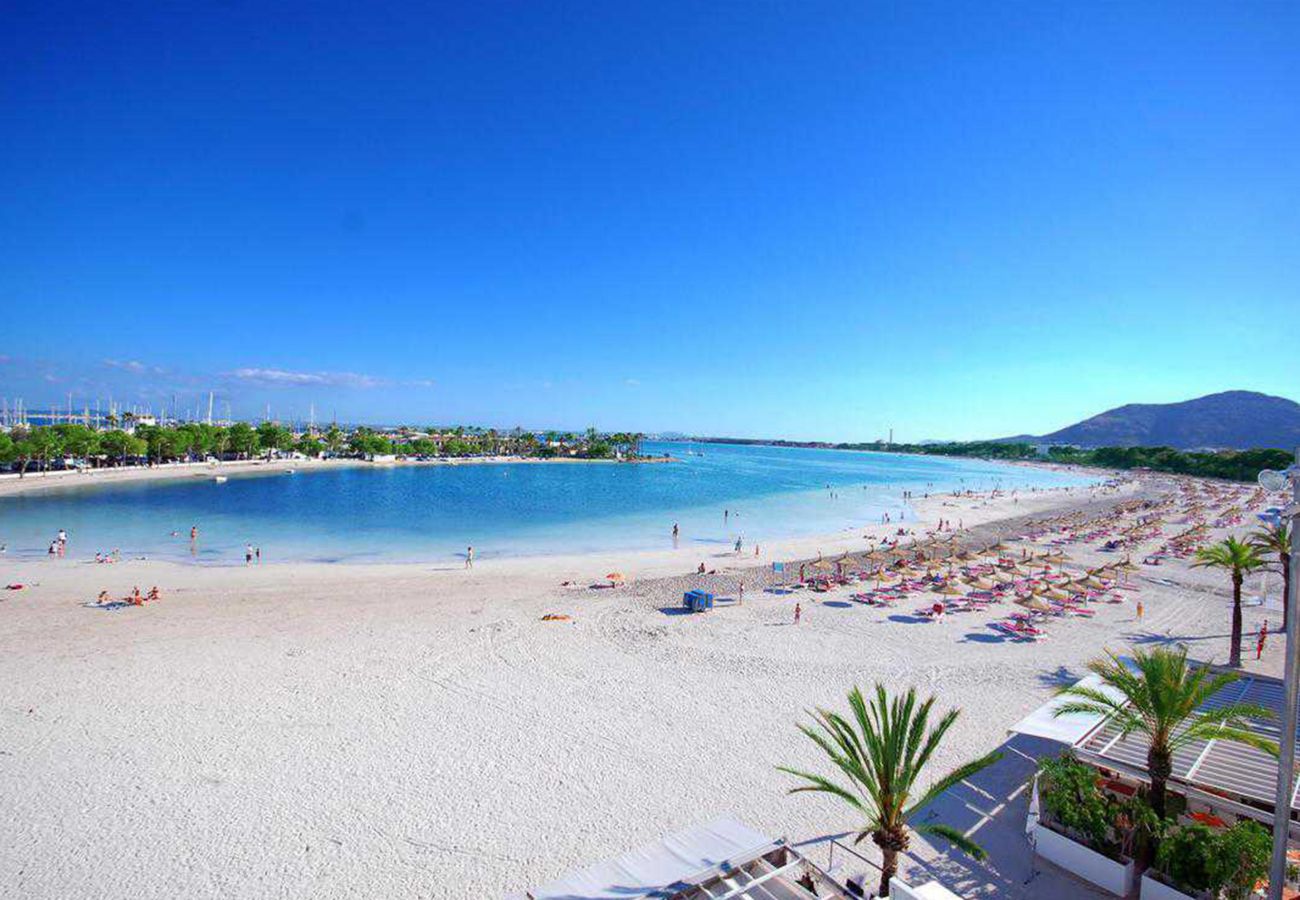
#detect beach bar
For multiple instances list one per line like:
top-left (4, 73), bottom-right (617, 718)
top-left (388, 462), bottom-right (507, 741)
top-left (1011, 665), bottom-right (1300, 896)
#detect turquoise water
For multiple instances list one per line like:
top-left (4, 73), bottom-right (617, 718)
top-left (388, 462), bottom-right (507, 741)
top-left (0, 442), bottom-right (1094, 564)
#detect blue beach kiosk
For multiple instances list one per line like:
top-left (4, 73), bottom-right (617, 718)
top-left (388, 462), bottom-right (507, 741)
top-left (683, 590), bottom-right (715, 613)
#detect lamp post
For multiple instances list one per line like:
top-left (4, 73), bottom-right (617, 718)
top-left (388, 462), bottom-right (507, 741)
top-left (1264, 451), bottom-right (1300, 900)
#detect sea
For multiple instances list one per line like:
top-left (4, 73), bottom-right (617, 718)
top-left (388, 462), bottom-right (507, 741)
top-left (0, 441), bottom-right (1096, 564)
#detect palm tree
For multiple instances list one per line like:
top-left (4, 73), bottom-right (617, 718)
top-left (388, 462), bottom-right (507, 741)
top-left (779, 685), bottom-right (1001, 897)
top-left (1194, 536), bottom-right (1266, 666)
top-left (1053, 647), bottom-right (1276, 823)
top-left (323, 424), bottom-right (344, 456)
top-left (1252, 522), bottom-right (1292, 633)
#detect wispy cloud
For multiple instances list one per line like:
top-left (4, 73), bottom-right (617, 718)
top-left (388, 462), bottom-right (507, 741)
top-left (103, 359), bottom-right (164, 375)
top-left (624, 378), bottom-right (641, 387)
top-left (229, 367), bottom-right (387, 388)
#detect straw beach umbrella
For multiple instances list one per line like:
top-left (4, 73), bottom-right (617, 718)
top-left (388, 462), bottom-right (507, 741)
top-left (1016, 595), bottom-right (1053, 613)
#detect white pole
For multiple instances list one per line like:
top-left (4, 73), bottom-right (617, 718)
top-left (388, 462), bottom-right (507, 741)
top-left (1269, 447), bottom-right (1300, 900)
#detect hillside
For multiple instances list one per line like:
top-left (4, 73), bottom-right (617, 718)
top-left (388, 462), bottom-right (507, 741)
top-left (1011, 390), bottom-right (1300, 450)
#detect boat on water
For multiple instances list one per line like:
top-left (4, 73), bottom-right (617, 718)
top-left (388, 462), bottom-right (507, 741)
top-left (213, 475), bottom-right (228, 484)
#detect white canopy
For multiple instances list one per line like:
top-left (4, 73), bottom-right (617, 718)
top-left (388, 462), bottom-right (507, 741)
top-left (517, 817), bottom-right (774, 900)
top-left (1007, 672), bottom-right (1124, 746)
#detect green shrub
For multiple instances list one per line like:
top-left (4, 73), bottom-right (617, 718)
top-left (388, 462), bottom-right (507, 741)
top-left (1155, 819), bottom-right (1271, 899)
top-left (1155, 823), bottom-right (1218, 894)
top-left (1212, 820), bottom-right (1270, 900)
top-left (1038, 754), bottom-right (1115, 854)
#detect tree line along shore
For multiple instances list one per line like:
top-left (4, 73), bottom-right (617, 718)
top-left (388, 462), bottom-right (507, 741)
top-left (0, 422), bottom-right (651, 474)
top-left (692, 437), bottom-right (1292, 483)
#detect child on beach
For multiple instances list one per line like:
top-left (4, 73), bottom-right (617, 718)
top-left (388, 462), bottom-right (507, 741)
top-left (794, 602), bottom-right (801, 624)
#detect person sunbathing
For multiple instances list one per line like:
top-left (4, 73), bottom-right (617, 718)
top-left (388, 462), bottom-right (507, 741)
top-left (129, 586), bottom-right (143, 605)
top-left (97, 590), bottom-right (110, 605)
top-left (146, 586), bottom-right (160, 602)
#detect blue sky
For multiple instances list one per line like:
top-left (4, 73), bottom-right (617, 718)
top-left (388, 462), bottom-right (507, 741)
top-left (2, 2), bottom-right (1297, 440)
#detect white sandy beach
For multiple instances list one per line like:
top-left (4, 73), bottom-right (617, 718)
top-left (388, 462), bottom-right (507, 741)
top-left (0, 474), bottom-right (1285, 899)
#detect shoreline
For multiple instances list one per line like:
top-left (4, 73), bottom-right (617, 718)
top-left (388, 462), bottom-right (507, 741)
top-left (0, 452), bottom-right (671, 498)
top-left (0, 471), bottom-right (1115, 570)
top-left (1, 475), bottom-right (1129, 580)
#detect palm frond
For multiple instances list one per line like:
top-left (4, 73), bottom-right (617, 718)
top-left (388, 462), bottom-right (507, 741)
top-left (915, 822), bottom-right (988, 860)
top-left (906, 750), bottom-right (1003, 818)
top-left (781, 683), bottom-right (993, 858)
top-left (776, 766), bottom-right (871, 814)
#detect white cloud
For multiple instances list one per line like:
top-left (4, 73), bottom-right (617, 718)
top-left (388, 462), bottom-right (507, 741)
top-left (229, 367), bottom-right (388, 389)
top-left (103, 359), bottom-right (164, 375)
top-left (624, 378), bottom-right (641, 387)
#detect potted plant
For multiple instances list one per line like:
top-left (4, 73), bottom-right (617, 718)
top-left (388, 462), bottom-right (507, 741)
top-left (1141, 819), bottom-right (1271, 900)
top-left (1034, 753), bottom-right (1138, 896)
top-left (1143, 823), bottom-right (1217, 899)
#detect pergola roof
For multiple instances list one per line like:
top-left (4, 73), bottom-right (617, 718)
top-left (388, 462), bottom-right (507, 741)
top-left (1070, 669), bottom-right (1297, 819)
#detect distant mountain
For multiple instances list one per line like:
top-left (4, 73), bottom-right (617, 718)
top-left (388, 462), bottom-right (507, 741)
top-left (1004, 391), bottom-right (1300, 450)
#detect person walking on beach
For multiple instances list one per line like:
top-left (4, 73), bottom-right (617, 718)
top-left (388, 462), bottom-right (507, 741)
top-left (672, 523), bottom-right (678, 539)
top-left (255, 547), bottom-right (261, 563)
top-left (738, 581), bottom-right (744, 605)
top-left (190, 525), bottom-right (198, 542)
top-left (466, 546), bottom-right (474, 569)
top-left (734, 536), bottom-right (743, 554)
top-left (1135, 599), bottom-right (1144, 621)
top-left (794, 602), bottom-right (801, 625)
top-left (245, 544), bottom-right (254, 566)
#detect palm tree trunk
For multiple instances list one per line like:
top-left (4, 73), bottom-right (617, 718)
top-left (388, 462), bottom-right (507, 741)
top-left (873, 828), bottom-right (908, 897)
top-left (1146, 744), bottom-right (1172, 819)
top-left (1283, 552), bottom-right (1291, 633)
top-left (1144, 743), bottom-right (1172, 866)
top-left (878, 846), bottom-right (897, 897)
top-left (1230, 572), bottom-right (1244, 667)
